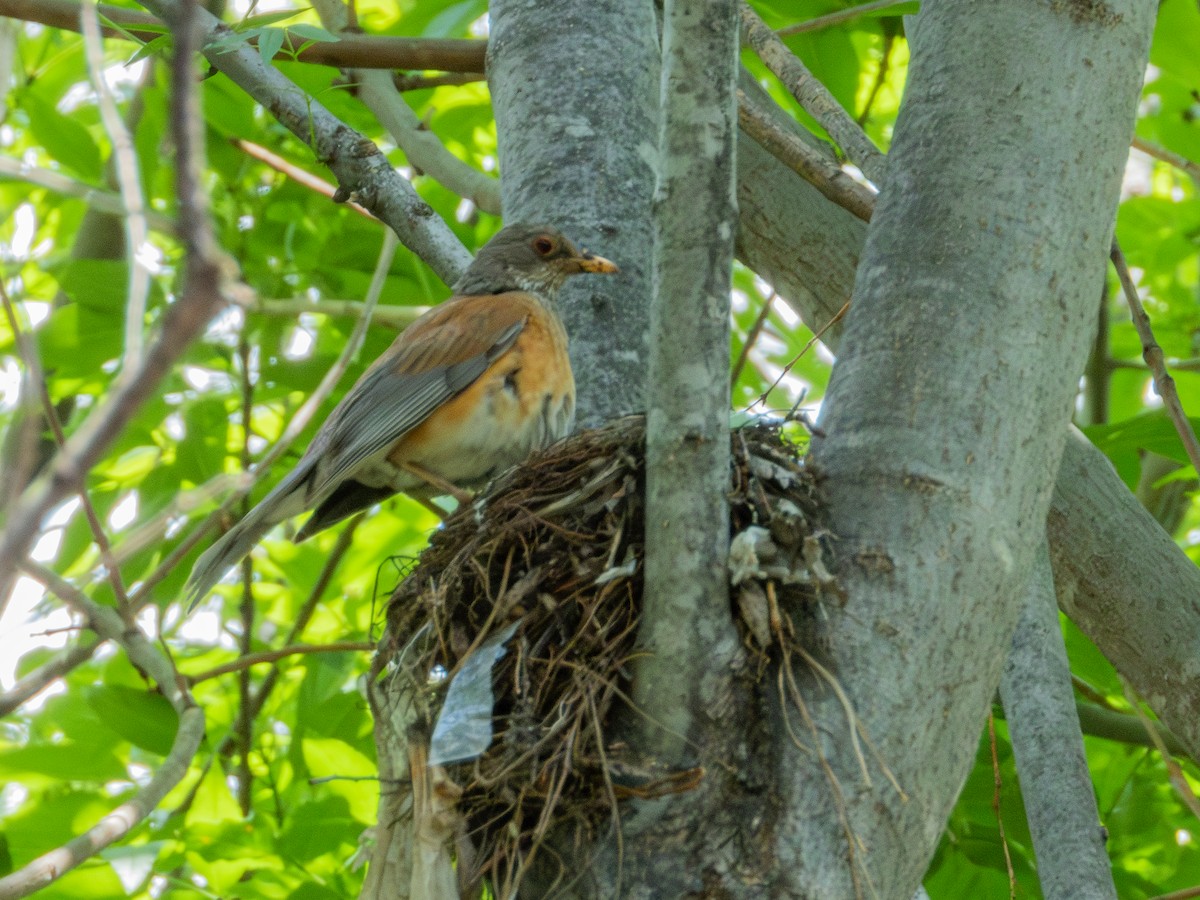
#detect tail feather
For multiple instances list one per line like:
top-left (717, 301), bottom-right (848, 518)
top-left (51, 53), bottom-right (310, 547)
top-left (183, 468), bottom-right (312, 612)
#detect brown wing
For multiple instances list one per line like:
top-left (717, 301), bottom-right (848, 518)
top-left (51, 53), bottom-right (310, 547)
top-left (297, 292), bottom-right (535, 502)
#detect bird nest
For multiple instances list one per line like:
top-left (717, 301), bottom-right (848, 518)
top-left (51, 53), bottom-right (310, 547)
top-left (378, 414), bottom-right (838, 896)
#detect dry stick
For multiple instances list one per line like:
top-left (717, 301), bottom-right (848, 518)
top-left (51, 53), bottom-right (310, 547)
top-left (730, 291), bottom-right (776, 386)
top-left (738, 90), bottom-right (876, 223)
top-left (235, 339), bottom-right (255, 816)
top-left (188, 641), bottom-right (376, 683)
top-left (1132, 136), bottom-right (1200, 183)
top-left (0, 276), bottom-right (132, 607)
top-left (987, 714), bottom-right (1018, 900)
top-left (0, 0), bottom-right (487, 72)
top-left (1110, 240), bottom-right (1200, 475)
top-left (81, 0), bottom-right (150, 375)
top-left (0, 562), bottom-right (204, 900)
top-left (777, 0), bottom-right (912, 36)
top-left (234, 138), bottom-right (374, 219)
top-left (741, 2), bottom-right (887, 185)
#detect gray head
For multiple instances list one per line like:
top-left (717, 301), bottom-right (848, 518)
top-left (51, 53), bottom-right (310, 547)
top-left (451, 224), bottom-right (618, 297)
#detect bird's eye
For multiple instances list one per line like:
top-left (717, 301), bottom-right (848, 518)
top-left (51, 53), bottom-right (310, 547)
top-left (532, 236), bottom-right (556, 256)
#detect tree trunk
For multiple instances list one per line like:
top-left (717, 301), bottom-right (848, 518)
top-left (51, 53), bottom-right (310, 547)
top-left (795, 2), bottom-right (1155, 895)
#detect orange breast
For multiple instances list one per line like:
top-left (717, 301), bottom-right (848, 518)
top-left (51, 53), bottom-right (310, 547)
top-left (387, 299), bottom-right (575, 490)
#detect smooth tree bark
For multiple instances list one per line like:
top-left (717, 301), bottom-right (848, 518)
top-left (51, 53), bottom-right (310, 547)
top-left (735, 51), bottom-right (1200, 767)
top-left (1001, 548), bottom-right (1116, 900)
top-left (488, 0), bottom-right (660, 424)
top-left (795, 2), bottom-right (1155, 896)
top-left (637, 0), bottom-right (740, 766)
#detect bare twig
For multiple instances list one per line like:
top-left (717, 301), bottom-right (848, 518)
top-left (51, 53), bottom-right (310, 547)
top-left (0, 157), bottom-right (176, 232)
top-left (731, 291), bottom-right (776, 385)
top-left (81, 0), bottom-right (151, 374)
top-left (987, 714), bottom-right (1018, 899)
top-left (738, 90), bottom-right (876, 222)
top-left (0, 271), bottom-right (131, 607)
top-left (214, 517), bottom-right (362, 756)
top-left (1132, 136), bottom-right (1200, 183)
top-left (1110, 240), bottom-right (1200, 475)
top-left (189, 641), bottom-right (376, 683)
top-left (251, 297), bottom-right (427, 328)
top-left (741, 2), bottom-right (887, 184)
top-left (0, 638), bottom-right (103, 718)
top-left (393, 72), bottom-right (485, 92)
top-left (0, 0), bottom-right (487, 72)
top-left (233, 138), bottom-right (374, 219)
top-left (311, 0), bottom-right (501, 215)
top-left (0, 562), bottom-right (204, 900)
top-left (777, 0), bottom-right (913, 36)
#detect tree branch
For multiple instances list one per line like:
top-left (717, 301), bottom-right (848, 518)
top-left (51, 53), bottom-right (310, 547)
top-left (0, 0), bottom-right (486, 72)
top-left (741, 2), bottom-right (887, 184)
top-left (1110, 239), bottom-right (1200, 475)
top-left (188, 641), bottom-right (376, 684)
top-left (1001, 548), bottom-right (1116, 900)
top-left (737, 88), bottom-right (876, 222)
top-left (311, 0), bottom-right (501, 215)
top-left (135, 0), bottom-right (471, 285)
top-left (0, 563), bottom-right (204, 900)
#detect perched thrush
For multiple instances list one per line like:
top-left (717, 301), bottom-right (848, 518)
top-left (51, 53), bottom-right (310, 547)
top-left (184, 223), bottom-right (617, 609)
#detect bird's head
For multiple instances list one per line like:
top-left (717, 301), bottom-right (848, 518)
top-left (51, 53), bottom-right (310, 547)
top-left (452, 224), bottom-right (619, 297)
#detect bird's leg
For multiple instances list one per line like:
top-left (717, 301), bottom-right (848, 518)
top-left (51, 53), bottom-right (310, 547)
top-left (399, 461), bottom-right (474, 505)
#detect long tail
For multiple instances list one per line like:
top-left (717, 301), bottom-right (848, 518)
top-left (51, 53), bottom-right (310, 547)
top-left (183, 469), bottom-right (311, 612)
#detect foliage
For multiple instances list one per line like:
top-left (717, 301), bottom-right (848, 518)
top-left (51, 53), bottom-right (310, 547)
top-left (0, 0), bottom-right (1197, 897)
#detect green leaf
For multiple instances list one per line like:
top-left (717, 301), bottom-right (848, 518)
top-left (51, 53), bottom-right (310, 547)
top-left (22, 93), bottom-right (103, 182)
top-left (258, 27), bottom-right (287, 65)
top-left (287, 24), bottom-right (339, 43)
top-left (85, 685), bottom-right (180, 755)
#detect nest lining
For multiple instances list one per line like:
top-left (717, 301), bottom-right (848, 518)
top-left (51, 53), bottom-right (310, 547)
top-left (381, 414), bottom-right (836, 892)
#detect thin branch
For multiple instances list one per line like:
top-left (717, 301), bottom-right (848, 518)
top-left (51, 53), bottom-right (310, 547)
top-left (0, 271), bottom-right (131, 608)
top-left (0, 157), bottom-right (176, 233)
top-left (214, 518), bottom-right (361, 756)
top-left (1131, 136), bottom-right (1200, 183)
top-left (0, 638), bottom-right (103, 718)
top-left (393, 71), bottom-right (485, 92)
top-left (311, 0), bottom-right (501, 215)
top-left (1110, 240), bottom-right (1200, 475)
top-left (731, 291), bottom-right (776, 385)
top-left (136, 0), bottom-right (472, 284)
top-left (81, 0), bottom-right (151, 374)
top-left (0, 562), bottom-right (204, 900)
top-left (741, 2), bottom-right (887, 184)
top-left (738, 89), bottom-right (876, 222)
top-left (188, 641), bottom-right (376, 683)
top-left (0, 0), bottom-right (487, 72)
top-left (251, 297), bottom-right (427, 329)
top-left (777, 0), bottom-right (913, 36)
top-left (233, 138), bottom-right (374, 219)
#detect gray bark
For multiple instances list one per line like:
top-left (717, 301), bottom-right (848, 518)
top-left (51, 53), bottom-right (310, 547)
top-left (734, 5), bottom-right (1200, 769)
top-left (1001, 547), bottom-right (1116, 900)
top-left (637, 0), bottom-right (740, 766)
top-left (796, 2), bottom-right (1155, 897)
top-left (488, 0), bottom-right (659, 426)
top-left (1050, 429), bottom-right (1200, 758)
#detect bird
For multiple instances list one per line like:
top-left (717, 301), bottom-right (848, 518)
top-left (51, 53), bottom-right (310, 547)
top-left (184, 223), bottom-right (618, 610)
